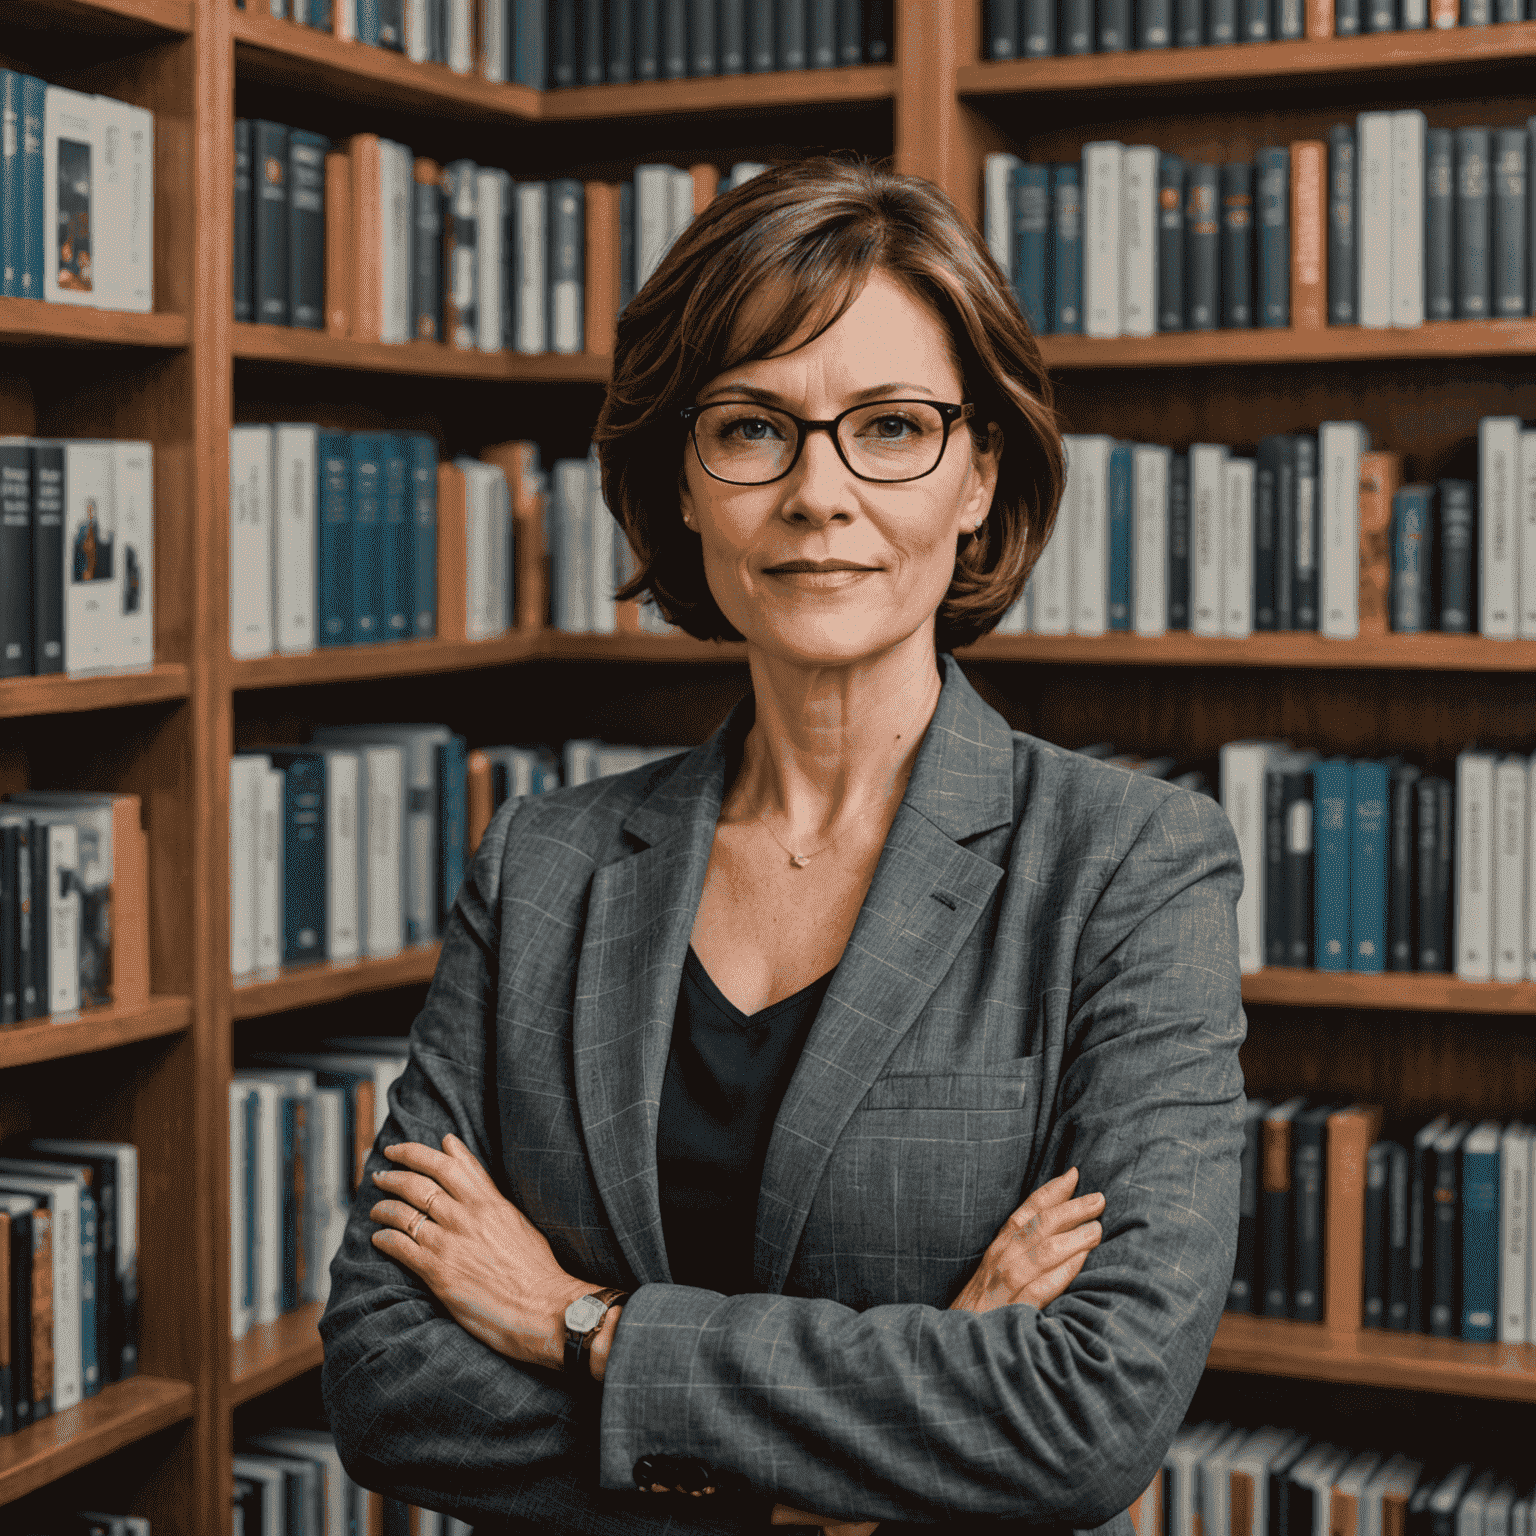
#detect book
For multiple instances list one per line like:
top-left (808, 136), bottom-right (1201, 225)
top-left (1066, 434), bottom-right (1112, 635)
top-left (1479, 416), bottom-right (1520, 639)
top-left (1322, 1103), bottom-right (1383, 1328)
top-left (1364, 1139), bottom-right (1390, 1326)
top-left (381, 435), bottom-right (412, 641)
top-left (1348, 759), bottom-right (1389, 973)
top-left (1222, 457), bottom-right (1255, 637)
top-left (1357, 112), bottom-right (1393, 329)
top-left (1262, 1097), bottom-right (1307, 1316)
top-left (1456, 127), bottom-right (1492, 320)
top-left (1520, 428), bottom-right (1536, 638)
top-left (1121, 146), bottom-right (1158, 337)
top-left (1083, 142), bottom-right (1124, 339)
top-left (1133, 445), bottom-right (1170, 637)
top-left (0, 1191), bottom-right (36, 1430)
top-left (411, 158), bottom-right (442, 342)
top-left (1157, 153), bottom-right (1185, 331)
top-left (250, 120), bottom-right (289, 325)
top-left (549, 178), bottom-right (585, 354)
top-left (1390, 484), bottom-right (1432, 632)
top-left (1024, 0), bottom-right (1057, 51)
top-left (1385, 1140), bottom-right (1411, 1327)
top-left (1461, 1120), bottom-right (1502, 1341)
top-left (1386, 762), bottom-right (1421, 971)
top-left (0, 1166), bottom-right (82, 1412)
top-left (324, 150), bottom-right (352, 337)
top-left (1167, 453), bottom-right (1190, 629)
top-left (513, 180), bottom-right (548, 353)
top-left (1492, 754), bottom-right (1527, 983)
top-left (1311, 756), bottom-right (1351, 970)
top-left (1455, 747), bottom-right (1496, 982)
top-left (1357, 450), bottom-right (1401, 639)
top-left (1051, 165), bottom-right (1083, 333)
top-left (1429, 1121), bottom-right (1471, 1336)
top-left (1319, 420), bottom-right (1366, 640)
top-left (1229, 1098), bottom-right (1270, 1312)
top-left (1292, 436), bottom-right (1319, 631)
top-left (1255, 147), bottom-right (1289, 328)
top-left (1437, 478), bottom-right (1476, 632)
top-left (1189, 443), bottom-right (1228, 637)
top-left (1220, 162), bottom-right (1254, 328)
top-left (229, 426), bottom-right (274, 660)
top-left (1498, 1122), bottom-right (1531, 1342)
top-left (1290, 144), bottom-right (1326, 330)
top-left (0, 441), bottom-right (32, 678)
top-left (1256, 437), bottom-right (1282, 629)
top-left (272, 425), bottom-right (318, 657)
top-left (1011, 164), bottom-right (1051, 335)
top-left (42, 88), bottom-right (99, 308)
top-left (1426, 128), bottom-right (1455, 321)
top-left (1220, 741), bottom-right (1288, 974)
top-left (474, 166), bottom-right (509, 352)
top-left (349, 433), bottom-right (385, 644)
top-left (1288, 1101), bottom-right (1332, 1322)
top-left (443, 159), bottom-right (478, 351)
top-left (1327, 125), bottom-right (1357, 324)
top-left (1492, 129), bottom-right (1526, 318)
top-left (1185, 164), bottom-right (1220, 331)
top-left (316, 432), bottom-right (351, 648)
top-left (348, 134), bottom-right (383, 343)
top-left (233, 118), bottom-right (254, 322)
top-left (1107, 442), bottom-right (1133, 630)
top-left (287, 129), bottom-right (328, 329)
top-left (110, 442), bottom-right (153, 675)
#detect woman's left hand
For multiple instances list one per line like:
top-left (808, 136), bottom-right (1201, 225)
top-left (370, 1134), bottom-right (589, 1370)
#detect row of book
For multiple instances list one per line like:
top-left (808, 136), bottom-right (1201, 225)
top-left (0, 792), bottom-right (149, 1025)
top-left (1220, 741), bottom-right (1536, 982)
top-left (985, 118), bottom-right (1536, 339)
top-left (1149, 1424), bottom-right (1525, 1536)
top-left (984, 0), bottom-right (1536, 57)
top-left (0, 1138), bottom-right (140, 1436)
top-left (0, 73), bottom-right (153, 312)
top-left (230, 727), bottom-right (466, 979)
top-left (1022, 421), bottom-right (1534, 640)
top-left (0, 438), bottom-right (155, 680)
top-left (240, 0), bottom-right (890, 86)
top-left (235, 1424), bottom-right (471, 1536)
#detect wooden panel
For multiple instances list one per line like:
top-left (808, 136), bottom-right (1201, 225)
top-left (230, 948), bottom-right (442, 1020)
top-left (0, 1377), bottom-right (195, 1508)
top-left (0, 664), bottom-right (191, 720)
top-left (0, 302), bottom-right (189, 349)
top-left (231, 324), bottom-right (613, 380)
top-left (231, 632), bottom-right (541, 689)
top-left (1243, 969), bottom-right (1536, 1014)
top-left (0, 995), bottom-right (191, 1071)
top-left (229, 1302), bottom-right (326, 1405)
top-left (541, 63), bottom-right (897, 120)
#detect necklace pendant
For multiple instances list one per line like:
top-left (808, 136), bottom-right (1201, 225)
top-left (789, 852), bottom-right (810, 869)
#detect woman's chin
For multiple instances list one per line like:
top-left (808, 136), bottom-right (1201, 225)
top-left (736, 611), bottom-right (928, 666)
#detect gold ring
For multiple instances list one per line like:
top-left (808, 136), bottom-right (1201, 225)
top-left (407, 1210), bottom-right (427, 1241)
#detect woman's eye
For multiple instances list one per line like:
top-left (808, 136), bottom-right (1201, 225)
top-left (723, 416), bottom-right (781, 441)
top-left (866, 415), bottom-right (916, 439)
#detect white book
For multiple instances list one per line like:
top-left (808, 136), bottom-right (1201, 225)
top-left (564, 738), bottom-right (600, 786)
top-left (1190, 443), bottom-right (1229, 637)
top-left (513, 180), bottom-right (548, 354)
top-left (1132, 445), bottom-right (1170, 636)
top-left (1500, 1122), bottom-right (1531, 1342)
top-left (1221, 457), bottom-right (1255, 638)
top-left (1120, 145), bottom-right (1159, 337)
top-left (726, 161), bottom-right (768, 187)
top-left (1198, 1425), bottom-right (1252, 1536)
top-left (1299, 1447), bottom-right (1354, 1536)
top-left (1390, 110), bottom-right (1426, 328)
top-left (447, 0), bottom-right (473, 72)
top-left (229, 426), bottom-right (275, 659)
top-left (334, 0), bottom-right (356, 37)
top-left (1083, 141), bottom-right (1125, 338)
top-left (668, 165), bottom-right (695, 250)
top-left (272, 425), bottom-right (317, 655)
top-left (1489, 1483), bottom-right (1520, 1536)
top-left (587, 454), bottom-right (616, 633)
top-left (1527, 752), bottom-right (1536, 978)
top-left (1220, 740), bottom-right (1288, 973)
top-left (255, 765), bottom-right (283, 981)
top-left (231, 1458), bottom-right (284, 1536)
top-left (1319, 420), bottom-right (1366, 639)
top-left (41, 821), bottom-right (81, 1016)
top-left (241, 1068), bottom-right (320, 1303)
top-left (405, 0), bottom-right (429, 59)
top-left (42, 87), bottom-right (99, 307)
top-left (482, 0), bottom-right (507, 78)
top-left (230, 1074), bottom-right (282, 1325)
top-left (229, 754), bottom-right (268, 980)
top-left (983, 152), bottom-right (1022, 270)
top-left (1362, 1456), bottom-right (1425, 1536)
top-left (476, 168), bottom-right (510, 353)
top-left (1064, 434), bottom-right (1111, 635)
top-left (1164, 1423), bottom-right (1232, 1536)
top-left (1401, 0), bottom-right (1427, 20)
top-left (1519, 429), bottom-right (1536, 637)
top-left (1495, 754), bottom-right (1527, 981)
top-left (634, 164), bottom-right (674, 289)
top-left (1357, 112), bottom-right (1393, 329)
top-left (61, 439), bottom-right (118, 676)
top-left (380, 140), bottom-right (413, 344)
top-left (93, 95), bottom-right (154, 313)
top-left (314, 748), bottom-right (360, 964)
top-left (458, 460), bottom-right (492, 641)
top-left (550, 179), bottom-right (585, 355)
top-left (0, 1167), bottom-right (82, 1410)
top-left (311, 1086), bottom-right (348, 1305)
top-left (1455, 748), bottom-right (1496, 982)
top-left (1480, 415), bottom-right (1521, 639)
top-left (554, 457), bottom-right (593, 631)
top-left (1461, 1474), bottom-right (1499, 1536)
top-left (994, 595), bottom-right (1028, 634)
top-left (228, 1082), bottom-right (255, 1339)
top-left (1334, 1455), bottom-right (1387, 1536)
top-left (245, 1431), bottom-right (350, 1536)
top-left (492, 461), bottom-right (512, 635)
top-left (110, 440), bottom-right (154, 673)
top-left (1029, 495), bottom-right (1072, 635)
top-left (1229, 1427), bottom-right (1304, 1536)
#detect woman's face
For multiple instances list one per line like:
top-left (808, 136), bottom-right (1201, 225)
top-left (678, 269), bottom-right (1000, 665)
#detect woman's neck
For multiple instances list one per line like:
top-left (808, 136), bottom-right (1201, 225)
top-left (726, 631), bottom-right (944, 842)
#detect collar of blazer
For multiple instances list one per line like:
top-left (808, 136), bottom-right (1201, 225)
top-left (571, 652), bottom-right (1019, 1294)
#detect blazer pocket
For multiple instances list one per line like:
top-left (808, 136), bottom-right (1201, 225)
top-left (862, 1057), bottom-right (1042, 1111)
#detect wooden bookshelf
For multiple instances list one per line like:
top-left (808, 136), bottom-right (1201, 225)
top-left (540, 62), bottom-right (898, 121)
top-left (1242, 969), bottom-right (1536, 1012)
top-left (0, 995), bottom-right (193, 1071)
top-left (0, 1377), bottom-right (196, 1507)
top-left (231, 632), bottom-right (541, 689)
top-left (229, 1303), bottom-right (327, 1406)
top-left (0, 300), bottom-right (189, 351)
top-left (0, 663), bottom-right (192, 720)
top-left (230, 947), bottom-right (442, 1020)
top-left (13, 0), bottom-right (194, 39)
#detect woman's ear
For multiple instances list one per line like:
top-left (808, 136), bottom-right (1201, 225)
top-left (962, 421), bottom-right (1004, 529)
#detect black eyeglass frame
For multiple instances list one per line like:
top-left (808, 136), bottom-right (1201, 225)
top-left (678, 399), bottom-right (976, 487)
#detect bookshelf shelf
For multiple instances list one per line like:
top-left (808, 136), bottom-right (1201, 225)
top-left (0, 663), bottom-right (191, 721)
top-left (957, 632), bottom-right (1536, 670)
top-left (1241, 969), bottom-right (1536, 1013)
top-left (231, 632), bottom-right (541, 690)
top-left (0, 1376), bottom-right (196, 1508)
top-left (230, 1302), bottom-right (327, 1406)
top-left (0, 995), bottom-right (192, 1071)
top-left (20, 0), bottom-right (194, 38)
top-left (1208, 1314), bottom-right (1536, 1402)
top-left (231, 947), bottom-right (442, 1021)
top-left (539, 63), bottom-right (899, 121)
top-left (1036, 319), bottom-right (1536, 371)
top-left (231, 323), bottom-right (612, 382)
top-left (958, 22), bottom-right (1536, 101)
top-left (0, 300), bottom-right (189, 352)
top-left (230, 11), bottom-right (541, 122)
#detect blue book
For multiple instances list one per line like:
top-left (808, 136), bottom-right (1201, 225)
top-left (512, 0), bottom-right (549, 86)
top-left (78, 1186), bottom-right (100, 1397)
top-left (1459, 1121), bottom-right (1501, 1342)
top-left (1312, 757), bottom-right (1351, 971)
top-left (356, 0), bottom-right (380, 45)
top-left (1010, 163), bottom-right (1050, 334)
top-left (1107, 443), bottom-right (1133, 631)
top-left (0, 72), bottom-right (20, 298)
top-left (436, 734), bottom-right (468, 933)
top-left (17, 75), bottom-right (44, 301)
top-left (407, 435), bottom-right (438, 639)
top-left (1390, 485), bottom-right (1431, 633)
top-left (1050, 165), bottom-right (1083, 334)
top-left (1456, 127), bottom-right (1492, 320)
top-left (317, 432), bottom-right (352, 647)
top-left (349, 434), bottom-right (385, 645)
top-left (260, 750), bottom-right (328, 968)
top-left (1349, 759), bottom-right (1389, 973)
top-left (241, 1089), bottom-right (257, 1323)
top-left (380, 435), bottom-right (411, 643)
top-left (1256, 146), bottom-right (1290, 328)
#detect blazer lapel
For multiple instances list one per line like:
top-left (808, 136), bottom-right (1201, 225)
top-left (754, 655), bottom-right (1017, 1295)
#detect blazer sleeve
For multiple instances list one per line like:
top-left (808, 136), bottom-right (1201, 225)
top-left (595, 787), bottom-right (1247, 1528)
top-left (318, 803), bottom-right (767, 1533)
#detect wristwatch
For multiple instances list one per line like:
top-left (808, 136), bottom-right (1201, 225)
top-left (563, 1287), bottom-right (629, 1379)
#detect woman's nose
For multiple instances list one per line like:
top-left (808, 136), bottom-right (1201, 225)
top-left (782, 430), bottom-right (856, 524)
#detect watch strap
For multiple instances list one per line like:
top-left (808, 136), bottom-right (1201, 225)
top-left (564, 1287), bottom-right (629, 1379)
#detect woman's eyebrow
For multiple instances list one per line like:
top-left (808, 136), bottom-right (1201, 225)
top-left (696, 381), bottom-right (937, 405)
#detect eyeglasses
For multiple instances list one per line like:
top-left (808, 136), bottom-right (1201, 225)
top-left (679, 399), bottom-right (975, 486)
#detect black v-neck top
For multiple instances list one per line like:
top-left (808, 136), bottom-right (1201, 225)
top-left (656, 946), bottom-right (838, 1296)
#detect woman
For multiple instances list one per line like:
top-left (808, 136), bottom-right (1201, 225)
top-left (320, 158), bottom-right (1246, 1535)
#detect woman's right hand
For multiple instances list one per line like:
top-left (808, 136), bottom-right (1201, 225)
top-left (948, 1167), bottom-right (1105, 1316)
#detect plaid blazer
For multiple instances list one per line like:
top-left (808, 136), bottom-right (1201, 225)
top-left (320, 653), bottom-right (1247, 1536)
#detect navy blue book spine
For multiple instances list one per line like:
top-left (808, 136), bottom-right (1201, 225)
top-left (662, 0), bottom-right (689, 74)
top-left (278, 1096), bottom-right (300, 1310)
top-left (1012, 164), bottom-right (1051, 334)
top-left (1385, 1140), bottom-right (1410, 1329)
top-left (1293, 434), bottom-right (1319, 630)
top-left (271, 752), bottom-right (327, 967)
top-left (1367, 0), bottom-right (1395, 25)
top-left (1290, 1103), bottom-right (1331, 1322)
top-left (635, 0), bottom-right (661, 73)
top-left (0, 825), bottom-right (18, 1023)
top-left (17, 75), bottom-right (44, 302)
top-left (1098, 0), bottom-right (1131, 48)
top-left (1274, 435), bottom-right (1296, 628)
top-left (1264, 767), bottom-right (1289, 968)
top-left (0, 72), bottom-right (20, 298)
top-left (986, 0), bottom-right (1019, 54)
top-left (1262, 1116), bottom-right (1294, 1317)
top-left (1229, 1108), bottom-right (1262, 1312)
top-left (583, 0), bottom-right (607, 81)
top-left (1460, 1136), bottom-right (1500, 1341)
top-left (287, 129), bottom-right (329, 331)
top-left (1176, 0), bottom-right (1204, 45)
top-left (513, 0), bottom-right (549, 85)
top-left (381, 436), bottom-right (411, 642)
top-left (1208, 0), bottom-right (1237, 40)
top-left (619, 180), bottom-right (635, 309)
top-left (1167, 453), bottom-right (1190, 628)
top-left (808, 0), bottom-right (836, 62)
top-left (29, 444), bottom-right (63, 675)
top-left (608, 0), bottom-right (635, 78)
top-left (550, 0), bottom-right (579, 83)
top-left (0, 443), bottom-right (32, 678)
top-left (721, 0), bottom-right (748, 67)
top-left (746, 0), bottom-right (774, 67)
top-left (1363, 1140), bottom-right (1389, 1327)
top-left (778, 0), bottom-right (807, 65)
top-left (1185, 164), bottom-right (1220, 331)
top-left (233, 119), bottom-right (253, 322)
top-left (1158, 153), bottom-right (1185, 331)
top-left (1327, 126), bottom-right (1357, 324)
top-left (349, 434), bottom-right (384, 645)
top-left (1061, 0), bottom-right (1093, 50)
top-left (1254, 444), bottom-right (1277, 630)
top-left (408, 436), bottom-right (438, 638)
top-left (436, 735), bottom-right (468, 933)
top-left (377, 0), bottom-right (404, 47)
top-left (1220, 162), bottom-right (1254, 328)
top-left (1351, 759), bottom-right (1389, 974)
top-left (1257, 146), bottom-right (1290, 327)
top-left (1426, 129), bottom-right (1455, 322)
top-left (1334, 0), bottom-right (1360, 29)
top-left (1493, 128), bottom-right (1527, 318)
top-left (1282, 767), bottom-right (1315, 966)
top-left (1107, 443), bottom-right (1133, 629)
top-left (317, 432), bottom-right (352, 648)
top-left (253, 121), bottom-right (290, 326)
top-left (692, 0), bottom-right (719, 72)
top-left (1139, 0), bottom-right (1173, 44)
top-left (1387, 763), bottom-right (1421, 972)
top-left (1437, 478), bottom-right (1475, 632)
top-left (1050, 165), bottom-right (1083, 332)
top-left (862, 0), bottom-right (889, 58)
top-left (1413, 777), bottom-right (1445, 970)
top-left (1429, 1128), bottom-right (1467, 1337)
top-left (1456, 127), bottom-right (1492, 320)
top-left (1243, 0), bottom-right (1271, 36)
top-left (3, 1203), bottom-right (33, 1428)
top-left (1391, 485), bottom-right (1431, 632)
top-left (1023, 0), bottom-right (1057, 52)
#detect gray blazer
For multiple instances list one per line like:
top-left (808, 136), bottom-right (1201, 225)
top-left (320, 653), bottom-right (1247, 1536)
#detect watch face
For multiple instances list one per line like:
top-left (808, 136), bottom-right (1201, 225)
top-left (565, 1294), bottom-right (606, 1332)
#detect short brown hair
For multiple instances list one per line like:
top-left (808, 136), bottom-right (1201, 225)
top-left (594, 155), bottom-right (1064, 651)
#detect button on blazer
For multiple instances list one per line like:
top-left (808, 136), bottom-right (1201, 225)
top-left (320, 653), bottom-right (1247, 1536)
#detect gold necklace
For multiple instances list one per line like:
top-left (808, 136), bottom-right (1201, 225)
top-left (756, 808), bottom-right (837, 869)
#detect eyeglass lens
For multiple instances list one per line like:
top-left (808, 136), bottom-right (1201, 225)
top-left (692, 402), bottom-right (951, 484)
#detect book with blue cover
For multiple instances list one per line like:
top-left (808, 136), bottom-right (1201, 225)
top-left (350, 434), bottom-right (385, 645)
top-left (1010, 163), bottom-right (1050, 335)
top-left (1312, 758), bottom-right (1351, 971)
top-left (252, 750), bottom-right (327, 968)
top-left (1107, 442), bottom-right (1133, 630)
top-left (408, 435), bottom-right (438, 639)
top-left (1050, 165), bottom-right (1082, 333)
top-left (317, 433), bottom-right (352, 648)
top-left (1459, 1120), bottom-right (1501, 1341)
top-left (1256, 146), bottom-right (1290, 327)
top-left (1429, 1120), bottom-right (1470, 1337)
top-left (1391, 485), bottom-right (1432, 633)
top-left (436, 734), bottom-right (467, 933)
top-left (2, 74), bottom-right (45, 301)
top-left (380, 436), bottom-right (411, 643)
top-left (1350, 759), bottom-right (1389, 973)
